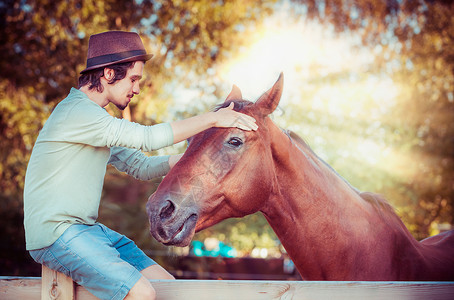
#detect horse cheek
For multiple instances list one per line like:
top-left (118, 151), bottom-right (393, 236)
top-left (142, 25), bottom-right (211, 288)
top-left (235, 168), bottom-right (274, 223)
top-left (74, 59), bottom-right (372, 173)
top-left (228, 157), bottom-right (273, 215)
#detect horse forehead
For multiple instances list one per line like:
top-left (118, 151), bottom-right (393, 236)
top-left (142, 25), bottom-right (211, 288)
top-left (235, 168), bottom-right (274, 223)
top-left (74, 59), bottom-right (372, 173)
top-left (240, 105), bottom-right (259, 117)
top-left (191, 128), bottom-right (223, 145)
top-left (185, 110), bottom-right (269, 157)
top-left (184, 129), bottom-right (225, 158)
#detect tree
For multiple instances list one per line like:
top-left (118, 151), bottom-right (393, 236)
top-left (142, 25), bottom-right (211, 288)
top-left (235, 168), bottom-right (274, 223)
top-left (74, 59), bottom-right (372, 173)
top-left (291, 0), bottom-right (454, 238)
top-left (0, 0), bottom-right (276, 275)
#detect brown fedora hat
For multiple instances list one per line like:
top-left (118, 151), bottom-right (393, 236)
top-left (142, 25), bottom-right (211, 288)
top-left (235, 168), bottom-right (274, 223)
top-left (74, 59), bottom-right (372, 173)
top-left (80, 31), bottom-right (153, 74)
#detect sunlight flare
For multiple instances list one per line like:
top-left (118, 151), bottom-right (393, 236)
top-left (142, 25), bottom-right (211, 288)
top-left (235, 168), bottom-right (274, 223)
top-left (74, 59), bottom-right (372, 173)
top-left (218, 13), bottom-right (401, 175)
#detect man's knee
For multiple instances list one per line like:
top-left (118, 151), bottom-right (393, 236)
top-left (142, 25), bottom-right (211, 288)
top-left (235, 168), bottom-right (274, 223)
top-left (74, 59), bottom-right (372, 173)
top-left (125, 276), bottom-right (156, 300)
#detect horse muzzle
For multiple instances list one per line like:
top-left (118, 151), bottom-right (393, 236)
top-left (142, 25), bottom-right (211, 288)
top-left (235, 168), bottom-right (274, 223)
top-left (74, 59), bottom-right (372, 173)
top-left (146, 192), bottom-right (198, 247)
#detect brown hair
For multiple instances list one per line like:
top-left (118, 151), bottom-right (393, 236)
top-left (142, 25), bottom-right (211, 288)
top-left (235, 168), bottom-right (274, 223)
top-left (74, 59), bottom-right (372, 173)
top-left (78, 61), bottom-right (136, 92)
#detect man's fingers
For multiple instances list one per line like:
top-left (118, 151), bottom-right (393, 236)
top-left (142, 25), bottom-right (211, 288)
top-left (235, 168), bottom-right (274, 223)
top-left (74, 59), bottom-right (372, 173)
top-left (235, 117), bottom-right (258, 131)
top-left (235, 114), bottom-right (258, 131)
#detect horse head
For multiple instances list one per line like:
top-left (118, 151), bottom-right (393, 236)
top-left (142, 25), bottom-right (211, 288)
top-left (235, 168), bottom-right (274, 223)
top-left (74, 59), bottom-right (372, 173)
top-left (147, 73), bottom-right (284, 246)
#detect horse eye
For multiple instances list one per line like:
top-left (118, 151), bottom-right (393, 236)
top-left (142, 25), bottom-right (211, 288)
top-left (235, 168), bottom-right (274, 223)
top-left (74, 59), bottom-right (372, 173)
top-left (227, 137), bottom-right (243, 148)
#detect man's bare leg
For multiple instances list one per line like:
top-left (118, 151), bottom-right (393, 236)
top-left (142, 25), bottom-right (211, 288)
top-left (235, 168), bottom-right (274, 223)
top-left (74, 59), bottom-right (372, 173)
top-left (141, 264), bottom-right (175, 280)
top-left (124, 265), bottom-right (174, 299)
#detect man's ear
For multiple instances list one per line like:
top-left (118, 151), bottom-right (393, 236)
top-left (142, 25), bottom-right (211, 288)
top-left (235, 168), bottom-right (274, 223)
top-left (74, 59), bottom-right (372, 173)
top-left (103, 68), bottom-right (115, 81)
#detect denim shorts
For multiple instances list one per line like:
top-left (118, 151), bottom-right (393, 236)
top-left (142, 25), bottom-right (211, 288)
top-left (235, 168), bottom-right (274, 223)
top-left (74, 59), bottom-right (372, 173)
top-left (29, 223), bottom-right (156, 300)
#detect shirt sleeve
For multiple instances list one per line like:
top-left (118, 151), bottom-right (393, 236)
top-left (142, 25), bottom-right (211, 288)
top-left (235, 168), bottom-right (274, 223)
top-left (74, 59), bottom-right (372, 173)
top-left (44, 95), bottom-right (174, 152)
top-left (108, 147), bottom-right (171, 180)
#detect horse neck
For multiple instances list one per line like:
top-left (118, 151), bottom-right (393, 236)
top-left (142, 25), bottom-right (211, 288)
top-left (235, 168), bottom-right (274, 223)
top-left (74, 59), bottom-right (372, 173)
top-left (260, 121), bottom-right (422, 280)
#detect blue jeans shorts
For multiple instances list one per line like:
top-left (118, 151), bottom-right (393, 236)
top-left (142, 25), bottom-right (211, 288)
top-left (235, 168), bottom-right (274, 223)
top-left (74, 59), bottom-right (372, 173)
top-left (29, 223), bottom-right (157, 300)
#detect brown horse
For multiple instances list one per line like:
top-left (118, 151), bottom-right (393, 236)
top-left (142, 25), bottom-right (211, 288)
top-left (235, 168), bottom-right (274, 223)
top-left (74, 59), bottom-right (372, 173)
top-left (147, 73), bottom-right (454, 281)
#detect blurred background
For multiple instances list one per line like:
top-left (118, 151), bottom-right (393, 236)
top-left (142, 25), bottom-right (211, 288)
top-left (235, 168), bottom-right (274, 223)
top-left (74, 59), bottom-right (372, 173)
top-left (1, 0), bottom-right (453, 279)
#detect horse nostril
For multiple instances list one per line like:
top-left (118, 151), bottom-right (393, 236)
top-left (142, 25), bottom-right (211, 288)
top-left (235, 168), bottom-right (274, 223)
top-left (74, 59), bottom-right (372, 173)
top-left (159, 200), bottom-right (175, 221)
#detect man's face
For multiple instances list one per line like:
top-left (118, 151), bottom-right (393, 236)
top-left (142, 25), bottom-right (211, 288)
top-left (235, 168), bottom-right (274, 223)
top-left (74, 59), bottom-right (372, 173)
top-left (106, 61), bottom-right (144, 110)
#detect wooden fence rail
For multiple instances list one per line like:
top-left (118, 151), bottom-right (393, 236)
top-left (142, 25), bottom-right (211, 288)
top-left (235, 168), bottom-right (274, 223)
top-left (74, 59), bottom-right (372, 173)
top-left (1, 266), bottom-right (454, 300)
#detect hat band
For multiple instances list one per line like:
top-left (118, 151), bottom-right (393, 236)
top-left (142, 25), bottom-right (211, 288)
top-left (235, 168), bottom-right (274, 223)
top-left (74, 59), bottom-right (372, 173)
top-left (86, 49), bottom-right (147, 68)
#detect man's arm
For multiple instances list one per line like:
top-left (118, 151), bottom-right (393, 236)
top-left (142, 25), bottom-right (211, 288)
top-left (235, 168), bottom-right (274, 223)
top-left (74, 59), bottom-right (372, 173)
top-left (108, 147), bottom-right (171, 180)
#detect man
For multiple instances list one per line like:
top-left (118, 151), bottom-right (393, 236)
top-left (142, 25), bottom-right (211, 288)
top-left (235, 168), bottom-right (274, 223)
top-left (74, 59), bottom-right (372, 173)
top-left (23, 31), bottom-right (257, 300)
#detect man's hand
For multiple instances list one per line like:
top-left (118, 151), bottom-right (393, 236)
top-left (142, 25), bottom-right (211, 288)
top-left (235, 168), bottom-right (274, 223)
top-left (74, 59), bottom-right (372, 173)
top-left (212, 102), bottom-right (258, 131)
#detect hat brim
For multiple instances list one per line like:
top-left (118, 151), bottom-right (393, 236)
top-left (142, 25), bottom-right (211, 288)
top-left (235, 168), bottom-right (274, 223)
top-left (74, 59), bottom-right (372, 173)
top-left (80, 54), bottom-right (153, 74)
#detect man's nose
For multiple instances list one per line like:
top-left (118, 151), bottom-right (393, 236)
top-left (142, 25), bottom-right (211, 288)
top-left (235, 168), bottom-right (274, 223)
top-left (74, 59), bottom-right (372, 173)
top-left (133, 82), bottom-right (140, 94)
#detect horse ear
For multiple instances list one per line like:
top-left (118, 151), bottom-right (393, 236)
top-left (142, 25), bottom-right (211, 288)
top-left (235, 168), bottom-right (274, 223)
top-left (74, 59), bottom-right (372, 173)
top-left (254, 73), bottom-right (283, 116)
top-left (225, 84), bottom-right (243, 102)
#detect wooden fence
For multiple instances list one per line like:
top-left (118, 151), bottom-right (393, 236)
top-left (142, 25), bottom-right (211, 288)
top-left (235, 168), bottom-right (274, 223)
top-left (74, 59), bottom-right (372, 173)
top-left (1, 266), bottom-right (454, 300)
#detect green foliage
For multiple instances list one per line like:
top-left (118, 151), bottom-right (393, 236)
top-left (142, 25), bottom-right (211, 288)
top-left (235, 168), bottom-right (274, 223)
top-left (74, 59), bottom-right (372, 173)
top-left (0, 0), bottom-right (275, 103)
top-left (0, 80), bottom-right (51, 275)
top-left (0, 81), bottom-right (51, 196)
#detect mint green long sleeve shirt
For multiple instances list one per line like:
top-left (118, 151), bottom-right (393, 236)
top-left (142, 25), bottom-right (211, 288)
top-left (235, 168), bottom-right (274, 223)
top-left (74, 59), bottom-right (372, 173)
top-left (24, 88), bottom-right (174, 250)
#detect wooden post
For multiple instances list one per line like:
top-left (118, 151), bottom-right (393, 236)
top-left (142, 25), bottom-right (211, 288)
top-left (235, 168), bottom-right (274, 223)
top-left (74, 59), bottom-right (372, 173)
top-left (41, 265), bottom-right (75, 300)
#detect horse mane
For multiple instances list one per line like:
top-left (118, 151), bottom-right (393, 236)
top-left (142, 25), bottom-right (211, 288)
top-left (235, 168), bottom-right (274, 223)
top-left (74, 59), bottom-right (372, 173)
top-left (283, 129), bottom-right (397, 216)
top-left (213, 99), bottom-right (253, 112)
